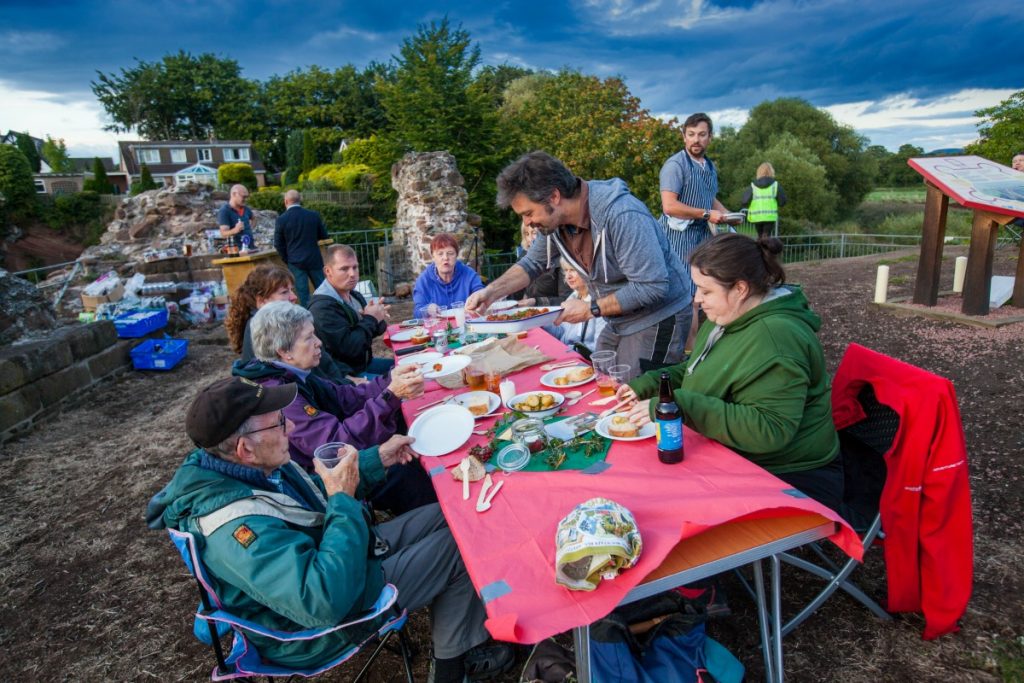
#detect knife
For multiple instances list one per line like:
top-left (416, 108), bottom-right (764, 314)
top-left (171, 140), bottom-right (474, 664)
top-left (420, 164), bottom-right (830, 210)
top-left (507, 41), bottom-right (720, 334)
top-left (395, 344), bottom-right (429, 356)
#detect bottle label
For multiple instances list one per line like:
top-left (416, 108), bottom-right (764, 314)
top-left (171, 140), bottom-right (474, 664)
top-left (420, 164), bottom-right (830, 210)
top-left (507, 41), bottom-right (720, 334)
top-left (656, 418), bottom-right (683, 450)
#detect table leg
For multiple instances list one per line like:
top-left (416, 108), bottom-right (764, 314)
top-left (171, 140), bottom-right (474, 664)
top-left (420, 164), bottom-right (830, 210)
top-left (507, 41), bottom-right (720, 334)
top-left (752, 560), bottom-right (777, 683)
top-left (573, 624), bottom-right (592, 683)
top-left (771, 554), bottom-right (784, 683)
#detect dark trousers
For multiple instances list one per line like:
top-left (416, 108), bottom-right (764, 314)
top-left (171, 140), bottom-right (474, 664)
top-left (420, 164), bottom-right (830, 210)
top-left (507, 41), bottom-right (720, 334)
top-left (288, 263), bottom-right (325, 308)
top-left (775, 453), bottom-right (845, 513)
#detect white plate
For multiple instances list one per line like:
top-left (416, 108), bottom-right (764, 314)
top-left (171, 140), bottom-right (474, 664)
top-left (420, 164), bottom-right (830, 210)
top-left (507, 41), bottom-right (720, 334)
top-left (488, 300), bottom-right (517, 312)
top-left (595, 414), bottom-right (656, 441)
top-left (540, 365), bottom-right (595, 388)
top-left (422, 354), bottom-right (471, 379)
top-left (396, 351), bottom-right (443, 367)
top-left (451, 391), bottom-right (501, 418)
top-left (504, 390), bottom-right (565, 418)
top-left (466, 306), bottom-right (562, 334)
top-left (390, 328), bottom-right (426, 342)
top-left (399, 319), bottom-right (423, 328)
top-left (408, 405), bottom-right (474, 456)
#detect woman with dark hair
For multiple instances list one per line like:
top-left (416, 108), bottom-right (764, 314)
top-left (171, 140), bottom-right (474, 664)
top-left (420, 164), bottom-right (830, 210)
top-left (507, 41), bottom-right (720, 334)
top-left (225, 264), bottom-right (356, 383)
top-left (412, 233), bottom-right (484, 318)
top-left (617, 233), bottom-right (843, 510)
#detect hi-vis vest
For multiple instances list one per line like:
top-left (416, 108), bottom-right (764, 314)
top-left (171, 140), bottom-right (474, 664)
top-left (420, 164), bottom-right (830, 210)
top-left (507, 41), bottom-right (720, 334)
top-left (748, 182), bottom-right (779, 222)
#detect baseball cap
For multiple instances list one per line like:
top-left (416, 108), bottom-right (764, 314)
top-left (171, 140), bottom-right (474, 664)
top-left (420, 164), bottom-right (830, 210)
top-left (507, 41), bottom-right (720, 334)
top-left (186, 377), bottom-right (297, 448)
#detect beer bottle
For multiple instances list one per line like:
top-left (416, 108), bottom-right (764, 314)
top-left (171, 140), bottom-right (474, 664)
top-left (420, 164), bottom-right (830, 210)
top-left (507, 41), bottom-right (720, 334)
top-left (655, 371), bottom-right (684, 464)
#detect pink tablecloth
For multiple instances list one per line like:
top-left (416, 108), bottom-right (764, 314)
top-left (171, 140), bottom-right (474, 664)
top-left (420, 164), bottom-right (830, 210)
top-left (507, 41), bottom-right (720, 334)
top-left (395, 327), bottom-right (863, 644)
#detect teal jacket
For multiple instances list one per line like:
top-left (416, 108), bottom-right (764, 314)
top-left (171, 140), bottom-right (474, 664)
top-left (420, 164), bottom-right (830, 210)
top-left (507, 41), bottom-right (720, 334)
top-left (630, 285), bottom-right (838, 474)
top-left (149, 448), bottom-right (387, 669)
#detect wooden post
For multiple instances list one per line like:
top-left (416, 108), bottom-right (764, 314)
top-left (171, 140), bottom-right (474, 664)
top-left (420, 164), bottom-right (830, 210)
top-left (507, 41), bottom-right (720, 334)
top-left (913, 183), bottom-right (949, 306)
top-left (1013, 236), bottom-right (1024, 308)
top-left (962, 211), bottom-right (999, 315)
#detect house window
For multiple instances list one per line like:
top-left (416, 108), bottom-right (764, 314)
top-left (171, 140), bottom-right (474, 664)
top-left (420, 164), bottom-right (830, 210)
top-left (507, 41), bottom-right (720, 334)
top-left (223, 147), bottom-right (250, 162)
top-left (137, 148), bottom-right (160, 164)
top-left (199, 148), bottom-right (212, 162)
top-left (170, 148), bottom-right (187, 163)
top-left (34, 180), bottom-right (46, 194)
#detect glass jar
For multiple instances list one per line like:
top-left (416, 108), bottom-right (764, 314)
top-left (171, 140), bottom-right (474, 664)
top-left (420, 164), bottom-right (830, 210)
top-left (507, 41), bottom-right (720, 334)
top-left (511, 418), bottom-right (548, 454)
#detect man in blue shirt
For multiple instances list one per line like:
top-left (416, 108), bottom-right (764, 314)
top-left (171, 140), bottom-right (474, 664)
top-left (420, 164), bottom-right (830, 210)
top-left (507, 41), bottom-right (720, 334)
top-left (218, 184), bottom-right (255, 251)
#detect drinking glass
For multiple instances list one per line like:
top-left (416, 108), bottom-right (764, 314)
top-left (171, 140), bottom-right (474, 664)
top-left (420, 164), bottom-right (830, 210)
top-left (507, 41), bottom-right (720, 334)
top-left (607, 364), bottom-right (631, 388)
top-left (451, 300), bottom-right (466, 334)
top-left (590, 350), bottom-right (618, 395)
top-left (464, 360), bottom-right (486, 390)
top-left (313, 441), bottom-right (349, 468)
top-left (484, 366), bottom-right (502, 394)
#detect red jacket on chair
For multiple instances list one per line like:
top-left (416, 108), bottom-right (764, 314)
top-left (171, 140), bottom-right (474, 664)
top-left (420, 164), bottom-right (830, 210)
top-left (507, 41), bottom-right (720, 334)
top-left (831, 343), bottom-right (972, 639)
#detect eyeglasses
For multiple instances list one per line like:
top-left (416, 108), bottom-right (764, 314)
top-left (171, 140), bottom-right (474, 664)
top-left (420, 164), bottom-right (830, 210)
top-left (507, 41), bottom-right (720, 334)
top-left (241, 412), bottom-right (286, 437)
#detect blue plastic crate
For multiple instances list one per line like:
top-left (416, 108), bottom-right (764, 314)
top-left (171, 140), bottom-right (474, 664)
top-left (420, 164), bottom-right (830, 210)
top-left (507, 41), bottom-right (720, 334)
top-left (114, 308), bottom-right (169, 338)
top-left (130, 338), bottom-right (188, 371)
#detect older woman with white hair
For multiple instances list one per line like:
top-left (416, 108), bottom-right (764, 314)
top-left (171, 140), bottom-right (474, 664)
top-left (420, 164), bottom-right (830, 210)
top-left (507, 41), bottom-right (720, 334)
top-left (232, 301), bottom-right (436, 514)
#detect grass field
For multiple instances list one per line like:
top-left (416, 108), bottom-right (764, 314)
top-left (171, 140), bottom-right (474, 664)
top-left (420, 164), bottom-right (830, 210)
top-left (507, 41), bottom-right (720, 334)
top-left (864, 187), bottom-right (927, 203)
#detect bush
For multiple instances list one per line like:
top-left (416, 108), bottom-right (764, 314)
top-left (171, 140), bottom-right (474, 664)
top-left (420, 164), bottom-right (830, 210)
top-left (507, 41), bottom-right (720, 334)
top-left (249, 190), bottom-right (284, 213)
top-left (0, 145), bottom-right (38, 229)
top-left (300, 163), bottom-right (372, 191)
top-left (218, 163), bottom-right (258, 191)
top-left (131, 164), bottom-right (159, 195)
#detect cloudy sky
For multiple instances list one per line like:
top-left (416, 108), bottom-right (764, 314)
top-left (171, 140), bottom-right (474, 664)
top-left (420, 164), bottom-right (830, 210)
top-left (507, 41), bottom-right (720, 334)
top-left (2, 0), bottom-right (1021, 160)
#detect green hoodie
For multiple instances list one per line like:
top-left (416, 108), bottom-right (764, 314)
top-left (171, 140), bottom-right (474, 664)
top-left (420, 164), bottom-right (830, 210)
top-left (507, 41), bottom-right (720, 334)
top-left (630, 285), bottom-right (838, 474)
top-left (150, 448), bottom-right (387, 669)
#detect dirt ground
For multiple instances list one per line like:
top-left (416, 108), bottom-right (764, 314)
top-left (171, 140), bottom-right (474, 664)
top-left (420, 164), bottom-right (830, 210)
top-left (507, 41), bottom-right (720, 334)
top-left (1, 244), bottom-right (1022, 682)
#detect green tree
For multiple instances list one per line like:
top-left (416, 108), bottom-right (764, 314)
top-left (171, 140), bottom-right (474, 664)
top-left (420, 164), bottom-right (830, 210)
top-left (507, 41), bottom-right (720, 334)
top-left (474, 64), bottom-right (534, 108)
top-left (964, 89), bottom-right (1024, 164)
top-left (218, 162), bottom-right (257, 191)
top-left (718, 98), bottom-right (876, 218)
top-left (91, 51), bottom-right (255, 140)
top-left (340, 135), bottom-right (405, 216)
top-left (82, 157), bottom-right (114, 194)
top-left (501, 69), bottom-right (683, 213)
top-left (887, 144), bottom-right (925, 187)
top-left (376, 19), bottom-right (511, 238)
top-left (14, 133), bottom-right (41, 173)
top-left (40, 135), bottom-right (73, 172)
top-left (0, 145), bottom-right (38, 231)
top-left (301, 130), bottom-right (317, 174)
top-left (284, 129), bottom-right (304, 185)
top-left (131, 164), bottom-right (160, 195)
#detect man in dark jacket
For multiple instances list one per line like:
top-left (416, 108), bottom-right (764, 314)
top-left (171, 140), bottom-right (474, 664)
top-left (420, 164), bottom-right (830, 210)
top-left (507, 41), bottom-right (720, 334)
top-left (274, 190), bottom-right (329, 306)
top-left (309, 244), bottom-right (393, 376)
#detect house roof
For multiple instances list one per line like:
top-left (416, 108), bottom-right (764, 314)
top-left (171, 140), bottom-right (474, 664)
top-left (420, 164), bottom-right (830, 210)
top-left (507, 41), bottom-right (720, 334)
top-left (175, 163), bottom-right (218, 175)
top-left (69, 157), bottom-right (118, 173)
top-left (117, 140), bottom-right (266, 175)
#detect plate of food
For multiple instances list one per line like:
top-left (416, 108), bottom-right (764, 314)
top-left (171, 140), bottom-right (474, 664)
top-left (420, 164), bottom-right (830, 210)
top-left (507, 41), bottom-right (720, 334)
top-left (466, 306), bottom-right (562, 334)
top-left (408, 404), bottom-right (474, 456)
top-left (422, 354), bottom-right (472, 379)
top-left (396, 351), bottom-right (444, 368)
top-left (540, 364), bottom-right (595, 388)
top-left (390, 327), bottom-right (428, 343)
top-left (595, 414), bottom-right (656, 441)
top-left (505, 390), bottom-right (564, 418)
top-left (399, 318), bottom-right (423, 328)
top-left (451, 391), bottom-right (501, 418)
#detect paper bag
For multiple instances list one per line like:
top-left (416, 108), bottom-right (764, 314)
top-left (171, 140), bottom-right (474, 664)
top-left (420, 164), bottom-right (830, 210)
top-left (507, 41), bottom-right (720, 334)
top-left (437, 337), bottom-right (552, 388)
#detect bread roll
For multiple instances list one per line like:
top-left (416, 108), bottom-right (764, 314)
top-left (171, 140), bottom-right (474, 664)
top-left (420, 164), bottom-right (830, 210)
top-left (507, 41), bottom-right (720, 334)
top-left (608, 415), bottom-right (639, 438)
top-left (567, 366), bottom-right (595, 383)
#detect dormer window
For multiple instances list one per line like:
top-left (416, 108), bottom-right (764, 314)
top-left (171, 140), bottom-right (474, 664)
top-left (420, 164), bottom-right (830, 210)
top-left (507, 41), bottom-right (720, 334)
top-left (137, 148), bottom-right (160, 164)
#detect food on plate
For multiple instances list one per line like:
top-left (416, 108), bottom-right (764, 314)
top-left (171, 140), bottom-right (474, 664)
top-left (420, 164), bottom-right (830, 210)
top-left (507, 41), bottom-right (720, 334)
top-left (513, 392), bottom-right (557, 412)
top-left (451, 456), bottom-right (486, 482)
top-left (555, 366), bottom-right (595, 385)
top-left (410, 328), bottom-right (430, 344)
top-left (608, 415), bottom-right (639, 438)
top-left (467, 395), bottom-right (491, 416)
top-left (432, 362), bottom-right (444, 372)
top-left (485, 307), bottom-right (550, 322)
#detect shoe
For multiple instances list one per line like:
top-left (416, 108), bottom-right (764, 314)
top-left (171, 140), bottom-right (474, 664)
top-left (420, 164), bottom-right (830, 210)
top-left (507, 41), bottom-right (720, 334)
top-left (465, 642), bottom-right (516, 680)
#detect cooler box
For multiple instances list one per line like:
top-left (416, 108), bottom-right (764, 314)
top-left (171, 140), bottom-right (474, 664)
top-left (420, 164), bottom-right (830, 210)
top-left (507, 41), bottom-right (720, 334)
top-left (114, 308), bottom-right (169, 338)
top-left (130, 338), bottom-right (188, 371)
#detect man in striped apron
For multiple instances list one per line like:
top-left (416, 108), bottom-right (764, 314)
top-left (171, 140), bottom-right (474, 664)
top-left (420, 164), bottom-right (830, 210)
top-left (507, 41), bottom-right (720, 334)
top-left (467, 152), bottom-right (692, 380)
top-left (659, 112), bottom-right (731, 352)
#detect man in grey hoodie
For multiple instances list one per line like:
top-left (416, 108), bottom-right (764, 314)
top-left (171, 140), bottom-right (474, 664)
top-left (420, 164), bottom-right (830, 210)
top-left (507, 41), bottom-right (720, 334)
top-left (466, 152), bottom-right (692, 379)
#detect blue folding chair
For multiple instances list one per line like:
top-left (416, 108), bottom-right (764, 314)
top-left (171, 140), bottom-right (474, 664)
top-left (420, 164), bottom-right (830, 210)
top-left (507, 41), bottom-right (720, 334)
top-left (167, 529), bottom-right (415, 681)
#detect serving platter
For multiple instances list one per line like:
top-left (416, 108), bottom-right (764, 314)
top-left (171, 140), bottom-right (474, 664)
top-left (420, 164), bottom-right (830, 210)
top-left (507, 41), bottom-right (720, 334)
top-left (466, 306), bottom-right (562, 334)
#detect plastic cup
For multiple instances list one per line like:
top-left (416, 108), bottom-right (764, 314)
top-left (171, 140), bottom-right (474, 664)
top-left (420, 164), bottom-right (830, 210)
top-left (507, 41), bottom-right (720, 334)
top-left (451, 300), bottom-right (466, 332)
top-left (590, 350), bottom-right (617, 374)
top-left (607, 364), bottom-right (631, 387)
top-left (464, 361), bottom-right (486, 389)
top-left (484, 367), bottom-right (502, 394)
top-left (313, 441), bottom-right (349, 468)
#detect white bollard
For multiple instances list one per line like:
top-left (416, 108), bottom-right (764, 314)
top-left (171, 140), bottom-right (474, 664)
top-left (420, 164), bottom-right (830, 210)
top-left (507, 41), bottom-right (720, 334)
top-left (953, 256), bottom-right (968, 293)
top-left (874, 265), bottom-right (890, 304)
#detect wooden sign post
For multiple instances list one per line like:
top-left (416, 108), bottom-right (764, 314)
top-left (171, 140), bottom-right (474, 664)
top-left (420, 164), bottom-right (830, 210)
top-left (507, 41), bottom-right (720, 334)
top-left (908, 156), bottom-right (1024, 316)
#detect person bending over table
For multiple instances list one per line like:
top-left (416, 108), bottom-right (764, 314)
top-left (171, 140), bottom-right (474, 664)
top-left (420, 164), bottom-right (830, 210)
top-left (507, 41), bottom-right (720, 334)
top-left (147, 377), bottom-right (512, 682)
top-left (412, 233), bottom-right (485, 318)
top-left (617, 233), bottom-right (843, 510)
top-left (225, 264), bottom-right (361, 385)
top-left (233, 301), bottom-right (436, 515)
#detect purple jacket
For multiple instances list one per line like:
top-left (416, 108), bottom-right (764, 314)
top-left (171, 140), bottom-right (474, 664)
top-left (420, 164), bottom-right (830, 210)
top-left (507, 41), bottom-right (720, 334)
top-left (255, 371), bottom-right (401, 471)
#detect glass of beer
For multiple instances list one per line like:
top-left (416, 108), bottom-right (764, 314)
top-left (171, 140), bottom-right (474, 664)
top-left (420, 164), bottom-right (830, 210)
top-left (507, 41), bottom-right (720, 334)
top-left (484, 366), bottom-right (502, 394)
top-left (464, 361), bottom-right (486, 390)
top-left (591, 350), bottom-right (618, 396)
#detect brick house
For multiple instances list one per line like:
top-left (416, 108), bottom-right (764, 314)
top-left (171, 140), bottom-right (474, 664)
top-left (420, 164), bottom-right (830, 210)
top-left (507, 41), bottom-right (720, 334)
top-left (116, 140), bottom-right (266, 187)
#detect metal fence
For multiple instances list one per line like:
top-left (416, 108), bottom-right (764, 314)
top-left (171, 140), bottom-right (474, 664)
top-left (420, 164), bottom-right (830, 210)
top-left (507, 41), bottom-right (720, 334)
top-left (302, 190), bottom-right (371, 207)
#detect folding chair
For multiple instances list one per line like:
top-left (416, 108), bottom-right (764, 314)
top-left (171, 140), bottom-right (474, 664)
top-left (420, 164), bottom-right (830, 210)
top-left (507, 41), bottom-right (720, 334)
top-left (776, 343), bottom-right (972, 640)
top-left (168, 529), bottom-right (415, 681)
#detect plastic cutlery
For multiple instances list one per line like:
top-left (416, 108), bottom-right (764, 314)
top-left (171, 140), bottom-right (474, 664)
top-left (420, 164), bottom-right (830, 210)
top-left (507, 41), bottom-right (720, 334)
top-left (459, 459), bottom-right (471, 500)
top-left (476, 474), bottom-right (493, 509)
top-left (564, 388), bottom-right (598, 406)
top-left (476, 480), bottom-right (504, 512)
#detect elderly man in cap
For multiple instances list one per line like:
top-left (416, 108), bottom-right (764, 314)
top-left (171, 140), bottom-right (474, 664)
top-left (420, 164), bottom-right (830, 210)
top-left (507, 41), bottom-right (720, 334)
top-left (147, 377), bottom-right (512, 681)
